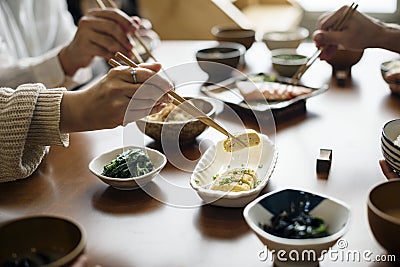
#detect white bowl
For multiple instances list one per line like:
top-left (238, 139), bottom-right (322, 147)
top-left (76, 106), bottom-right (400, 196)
top-left (243, 188), bottom-right (351, 267)
top-left (381, 119), bottom-right (400, 173)
top-left (190, 133), bottom-right (277, 207)
top-left (263, 27), bottom-right (309, 50)
top-left (88, 146), bottom-right (167, 190)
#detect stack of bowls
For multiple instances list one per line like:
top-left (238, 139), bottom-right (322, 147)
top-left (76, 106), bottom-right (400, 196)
top-left (381, 119), bottom-right (400, 173)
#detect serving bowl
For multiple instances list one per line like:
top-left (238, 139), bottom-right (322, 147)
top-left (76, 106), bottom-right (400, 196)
top-left (196, 42), bottom-right (246, 82)
top-left (381, 59), bottom-right (400, 86)
top-left (136, 98), bottom-right (216, 144)
top-left (262, 27), bottom-right (309, 51)
top-left (190, 133), bottom-right (277, 207)
top-left (211, 25), bottom-right (256, 50)
top-left (89, 145), bottom-right (167, 190)
top-left (243, 188), bottom-right (351, 267)
top-left (367, 179), bottom-right (400, 255)
top-left (271, 49), bottom-right (307, 77)
top-left (381, 119), bottom-right (400, 173)
top-left (0, 215), bottom-right (85, 267)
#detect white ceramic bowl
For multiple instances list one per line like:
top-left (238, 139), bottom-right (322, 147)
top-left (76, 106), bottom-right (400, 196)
top-left (190, 133), bottom-right (277, 207)
top-left (89, 146), bottom-right (167, 190)
top-left (381, 119), bottom-right (400, 173)
top-left (243, 188), bottom-right (351, 267)
top-left (263, 27), bottom-right (309, 51)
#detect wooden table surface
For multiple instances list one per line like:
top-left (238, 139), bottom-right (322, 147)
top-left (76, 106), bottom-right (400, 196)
top-left (1, 41), bottom-right (400, 267)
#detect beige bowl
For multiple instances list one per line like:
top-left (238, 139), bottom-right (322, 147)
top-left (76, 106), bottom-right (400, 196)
top-left (136, 98), bottom-right (216, 144)
top-left (0, 215), bottom-right (85, 267)
top-left (263, 27), bottom-right (309, 50)
top-left (271, 49), bottom-right (307, 77)
top-left (368, 179), bottom-right (400, 254)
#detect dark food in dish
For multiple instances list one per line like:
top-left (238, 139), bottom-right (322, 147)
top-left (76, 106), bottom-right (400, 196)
top-left (260, 211), bottom-right (329, 239)
top-left (102, 149), bottom-right (153, 178)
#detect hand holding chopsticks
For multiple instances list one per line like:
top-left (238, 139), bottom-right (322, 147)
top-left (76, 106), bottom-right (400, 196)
top-left (109, 52), bottom-right (244, 144)
top-left (291, 3), bottom-right (359, 83)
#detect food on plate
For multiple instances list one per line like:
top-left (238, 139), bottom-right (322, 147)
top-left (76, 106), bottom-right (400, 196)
top-left (272, 53), bottom-right (307, 62)
top-left (146, 103), bottom-right (193, 122)
top-left (223, 129), bottom-right (261, 152)
top-left (260, 211), bottom-right (329, 239)
top-left (210, 167), bottom-right (257, 192)
top-left (101, 149), bottom-right (154, 178)
top-left (236, 80), bottom-right (312, 101)
top-left (248, 73), bottom-right (277, 83)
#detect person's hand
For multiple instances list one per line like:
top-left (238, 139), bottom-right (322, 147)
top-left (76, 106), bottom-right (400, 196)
top-left (59, 8), bottom-right (140, 76)
top-left (313, 5), bottom-right (385, 60)
top-left (134, 17), bottom-right (160, 42)
top-left (379, 159), bottom-right (400, 180)
top-left (384, 71), bottom-right (400, 95)
top-left (60, 62), bottom-right (173, 132)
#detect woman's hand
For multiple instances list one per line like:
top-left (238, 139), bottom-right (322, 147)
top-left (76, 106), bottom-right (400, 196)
top-left (313, 6), bottom-right (385, 60)
top-left (60, 62), bottom-right (173, 132)
top-left (59, 8), bottom-right (139, 76)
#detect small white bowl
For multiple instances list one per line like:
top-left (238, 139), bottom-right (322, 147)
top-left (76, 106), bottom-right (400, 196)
top-left (243, 188), bottom-right (351, 267)
top-left (88, 146), bottom-right (167, 190)
top-left (190, 133), bottom-right (277, 207)
top-left (263, 27), bottom-right (309, 50)
top-left (381, 119), bottom-right (400, 173)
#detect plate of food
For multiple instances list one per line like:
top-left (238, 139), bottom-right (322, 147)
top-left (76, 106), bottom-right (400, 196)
top-left (190, 129), bottom-right (278, 207)
top-left (88, 146), bottom-right (167, 190)
top-left (200, 73), bottom-right (328, 113)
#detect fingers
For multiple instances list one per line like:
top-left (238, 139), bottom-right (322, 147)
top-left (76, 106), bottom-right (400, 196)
top-left (379, 160), bottom-right (399, 180)
top-left (139, 62), bottom-right (162, 73)
top-left (318, 5), bottom-right (348, 31)
top-left (124, 103), bottom-right (167, 124)
top-left (71, 255), bottom-right (88, 267)
top-left (88, 8), bottom-right (139, 33)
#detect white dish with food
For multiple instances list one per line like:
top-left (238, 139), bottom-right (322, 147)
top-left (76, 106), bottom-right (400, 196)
top-left (89, 146), bottom-right (167, 190)
top-left (190, 131), bottom-right (277, 207)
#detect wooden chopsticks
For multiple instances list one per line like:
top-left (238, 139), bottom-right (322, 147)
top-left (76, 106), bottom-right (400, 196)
top-left (291, 3), bottom-right (359, 83)
top-left (109, 52), bottom-right (243, 143)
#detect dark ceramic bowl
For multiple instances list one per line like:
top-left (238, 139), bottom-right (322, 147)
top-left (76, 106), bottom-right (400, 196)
top-left (0, 215), bottom-right (86, 267)
top-left (196, 42), bottom-right (245, 82)
top-left (368, 179), bottom-right (400, 255)
top-left (211, 25), bottom-right (256, 50)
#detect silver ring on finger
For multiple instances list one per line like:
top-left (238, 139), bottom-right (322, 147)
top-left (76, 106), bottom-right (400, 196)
top-left (130, 67), bottom-right (137, 84)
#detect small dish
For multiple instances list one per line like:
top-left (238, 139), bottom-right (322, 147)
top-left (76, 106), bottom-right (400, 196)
top-left (0, 215), bottom-right (86, 267)
top-left (368, 179), bottom-right (400, 254)
top-left (381, 59), bottom-right (400, 86)
top-left (381, 119), bottom-right (400, 173)
top-left (262, 27), bottom-right (309, 50)
top-left (271, 49), bottom-right (308, 77)
top-left (190, 133), bottom-right (277, 207)
top-left (136, 98), bottom-right (216, 144)
top-left (211, 25), bottom-right (256, 50)
top-left (244, 188), bottom-right (351, 267)
top-left (88, 146), bottom-right (167, 190)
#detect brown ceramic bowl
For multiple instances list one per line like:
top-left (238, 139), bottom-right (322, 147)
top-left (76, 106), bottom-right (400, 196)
top-left (211, 25), bottom-right (256, 50)
top-left (196, 42), bottom-right (245, 82)
top-left (326, 49), bottom-right (364, 72)
top-left (0, 215), bottom-right (86, 266)
top-left (367, 179), bottom-right (400, 254)
top-left (136, 98), bottom-right (216, 144)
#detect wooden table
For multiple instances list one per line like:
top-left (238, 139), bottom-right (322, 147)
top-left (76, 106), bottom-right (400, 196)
top-left (1, 41), bottom-right (400, 267)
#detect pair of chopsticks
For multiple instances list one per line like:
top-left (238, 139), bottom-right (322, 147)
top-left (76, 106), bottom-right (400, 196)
top-left (291, 3), bottom-right (359, 83)
top-left (109, 52), bottom-right (244, 145)
top-left (95, 0), bottom-right (160, 65)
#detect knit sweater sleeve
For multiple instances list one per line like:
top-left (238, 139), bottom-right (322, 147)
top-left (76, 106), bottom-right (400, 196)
top-left (0, 83), bottom-right (69, 182)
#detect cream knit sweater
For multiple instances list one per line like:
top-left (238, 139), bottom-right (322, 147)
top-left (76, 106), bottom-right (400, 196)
top-left (0, 83), bottom-right (69, 182)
